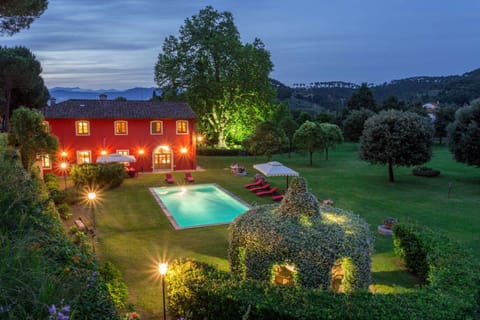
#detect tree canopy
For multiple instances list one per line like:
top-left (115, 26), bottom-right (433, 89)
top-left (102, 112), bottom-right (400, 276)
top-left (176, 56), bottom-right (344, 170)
top-left (10, 107), bottom-right (58, 171)
top-left (347, 83), bottom-right (377, 112)
top-left (0, 46), bottom-right (49, 131)
top-left (447, 101), bottom-right (480, 167)
top-left (318, 123), bottom-right (343, 160)
top-left (359, 110), bottom-right (434, 182)
top-left (243, 120), bottom-right (287, 160)
top-left (293, 120), bottom-right (324, 166)
top-left (154, 6), bottom-right (276, 147)
top-left (0, 0), bottom-right (48, 35)
top-left (342, 108), bottom-right (375, 142)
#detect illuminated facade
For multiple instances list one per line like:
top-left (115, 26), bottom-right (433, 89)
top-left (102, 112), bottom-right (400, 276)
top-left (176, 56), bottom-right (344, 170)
top-left (41, 97), bottom-right (197, 173)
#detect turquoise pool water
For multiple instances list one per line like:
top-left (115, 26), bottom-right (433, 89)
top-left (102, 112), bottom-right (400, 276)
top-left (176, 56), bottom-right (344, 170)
top-left (150, 184), bottom-right (250, 229)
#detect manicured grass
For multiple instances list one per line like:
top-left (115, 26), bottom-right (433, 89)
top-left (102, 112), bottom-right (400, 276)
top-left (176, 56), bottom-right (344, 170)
top-left (93, 143), bottom-right (480, 318)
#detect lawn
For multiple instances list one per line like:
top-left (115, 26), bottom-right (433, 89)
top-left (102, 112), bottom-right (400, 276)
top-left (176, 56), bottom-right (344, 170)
top-left (89, 143), bottom-right (480, 319)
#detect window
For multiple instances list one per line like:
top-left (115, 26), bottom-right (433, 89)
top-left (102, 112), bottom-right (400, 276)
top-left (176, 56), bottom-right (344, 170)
top-left (115, 120), bottom-right (128, 135)
top-left (150, 121), bottom-right (163, 135)
top-left (77, 150), bottom-right (91, 164)
top-left (76, 121), bottom-right (90, 136)
top-left (116, 149), bottom-right (130, 167)
top-left (40, 154), bottom-right (51, 169)
top-left (176, 120), bottom-right (188, 134)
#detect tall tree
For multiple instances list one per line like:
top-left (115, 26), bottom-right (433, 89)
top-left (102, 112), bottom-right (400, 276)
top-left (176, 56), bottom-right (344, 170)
top-left (347, 82), bottom-right (377, 112)
top-left (280, 116), bottom-right (298, 158)
top-left (318, 123), bottom-right (343, 160)
top-left (243, 121), bottom-right (287, 161)
top-left (0, 46), bottom-right (49, 131)
top-left (10, 107), bottom-right (58, 171)
top-left (342, 108), bottom-right (375, 142)
top-left (293, 120), bottom-right (324, 166)
top-left (434, 106), bottom-right (456, 144)
top-left (359, 110), bottom-right (434, 182)
top-left (154, 6), bottom-right (276, 148)
top-left (0, 0), bottom-right (48, 35)
top-left (447, 101), bottom-right (480, 167)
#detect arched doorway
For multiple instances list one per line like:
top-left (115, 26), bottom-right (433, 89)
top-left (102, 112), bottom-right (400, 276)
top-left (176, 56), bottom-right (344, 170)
top-left (271, 263), bottom-right (297, 286)
top-left (153, 145), bottom-right (172, 171)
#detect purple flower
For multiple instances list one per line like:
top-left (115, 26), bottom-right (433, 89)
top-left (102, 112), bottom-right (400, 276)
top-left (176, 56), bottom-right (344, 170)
top-left (61, 305), bottom-right (71, 313)
top-left (48, 305), bottom-right (57, 315)
top-left (57, 312), bottom-right (69, 320)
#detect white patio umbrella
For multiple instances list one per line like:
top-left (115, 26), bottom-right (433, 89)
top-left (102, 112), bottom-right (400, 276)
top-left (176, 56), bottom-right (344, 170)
top-left (253, 161), bottom-right (299, 189)
top-left (96, 153), bottom-right (137, 163)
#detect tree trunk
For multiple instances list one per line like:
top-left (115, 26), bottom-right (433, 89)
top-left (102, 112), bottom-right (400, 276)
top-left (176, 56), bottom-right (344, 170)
top-left (309, 151), bottom-right (313, 166)
top-left (4, 87), bottom-right (11, 132)
top-left (325, 147), bottom-right (329, 160)
top-left (216, 129), bottom-right (227, 148)
top-left (388, 160), bottom-right (395, 183)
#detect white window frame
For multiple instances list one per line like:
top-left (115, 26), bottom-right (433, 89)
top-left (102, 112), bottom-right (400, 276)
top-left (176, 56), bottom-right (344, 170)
top-left (40, 153), bottom-right (51, 169)
top-left (114, 120), bottom-right (128, 135)
top-left (176, 120), bottom-right (188, 135)
top-left (150, 120), bottom-right (163, 135)
top-left (77, 150), bottom-right (92, 164)
top-left (75, 120), bottom-right (90, 136)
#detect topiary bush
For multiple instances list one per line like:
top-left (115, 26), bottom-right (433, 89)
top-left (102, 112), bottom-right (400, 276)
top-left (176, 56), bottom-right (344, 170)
top-left (99, 261), bottom-right (129, 309)
top-left (412, 166), bottom-right (441, 177)
top-left (229, 177), bottom-right (373, 291)
top-left (166, 220), bottom-right (480, 320)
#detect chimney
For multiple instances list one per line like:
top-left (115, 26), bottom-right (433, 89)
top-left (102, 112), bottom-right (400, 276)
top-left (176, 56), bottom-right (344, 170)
top-left (50, 97), bottom-right (56, 106)
top-left (99, 93), bottom-right (107, 100)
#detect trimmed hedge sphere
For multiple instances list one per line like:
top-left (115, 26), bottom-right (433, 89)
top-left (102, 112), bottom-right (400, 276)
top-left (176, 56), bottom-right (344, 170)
top-left (229, 177), bottom-right (373, 291)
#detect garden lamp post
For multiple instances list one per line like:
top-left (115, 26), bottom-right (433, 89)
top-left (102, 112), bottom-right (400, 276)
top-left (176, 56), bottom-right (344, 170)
top-left (139, 149), bottom-right (145, 173)
top-left (159, 262), bottom-right (168, 320)
top-left (60, 162), bottom-right (68, 190)
top-left (87, 191), bottom-right (97, 253)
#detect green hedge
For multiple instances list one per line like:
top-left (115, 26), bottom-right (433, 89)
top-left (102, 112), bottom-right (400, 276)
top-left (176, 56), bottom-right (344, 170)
top-left (197, 147), bottom-right (247, 156)
top-left (166, 222), bottom-right (480, 320)
top-left (412, 166), bottom-right (441, 177)
top-left (70, 163), bottom-right (127, 189)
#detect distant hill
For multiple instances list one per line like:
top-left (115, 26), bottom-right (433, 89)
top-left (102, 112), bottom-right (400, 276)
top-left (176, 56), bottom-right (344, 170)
top-left (49, 87), bottom-right (160, 103)
top-left (273, 68), bottom-right (480, 114)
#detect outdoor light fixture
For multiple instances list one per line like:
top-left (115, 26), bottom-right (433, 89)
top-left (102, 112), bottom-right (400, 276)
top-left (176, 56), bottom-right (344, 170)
top-left (86, 191), bottom-right (98, 254)
top-left (100, 150), bottom-right (107, 155)
top-left (180, 147), bottom-right (188, 154)
top-left (138, 149), bottom-right (144, 155)
top-left (60, 162), bottom-right (68, 190)
top-left (159, 263), bottom-right (168, 320)
top-left (61, 151), bottom-right (68, 158)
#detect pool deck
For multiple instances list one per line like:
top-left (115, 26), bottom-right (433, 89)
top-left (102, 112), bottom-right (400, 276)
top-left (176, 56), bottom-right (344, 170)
top-left (149, 183), bottom-right (251, 230)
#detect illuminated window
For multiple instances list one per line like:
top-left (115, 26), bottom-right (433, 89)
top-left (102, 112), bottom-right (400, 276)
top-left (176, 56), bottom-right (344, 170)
top-left (40, 154), bottom-right (51, 169)
top-left (77, 150), bottom-right (91, 164)
top-left (116, 149), bottom-right (130, 166)
top-left (150, 121), bottom-right (163, 135)
top-left (176, 120), bottom-right (188, 134)
top-left (76, 121), bottom-right (90, 136)
top-left (115, 120), bottom-right (128, 135)
top-left (42, 121), bottom-right (50, 133)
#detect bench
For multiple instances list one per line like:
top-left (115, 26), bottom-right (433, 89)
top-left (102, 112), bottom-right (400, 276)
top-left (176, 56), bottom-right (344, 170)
top-left (74, 219), bottom-right (86, 231)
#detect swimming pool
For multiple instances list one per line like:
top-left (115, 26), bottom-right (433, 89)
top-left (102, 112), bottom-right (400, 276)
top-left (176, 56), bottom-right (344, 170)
top-left (150, 184), bottom-right (251, 229)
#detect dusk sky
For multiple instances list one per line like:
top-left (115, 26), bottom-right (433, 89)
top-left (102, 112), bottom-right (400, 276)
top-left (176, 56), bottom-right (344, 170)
top-left (2, 0), bottom-right (479, 90)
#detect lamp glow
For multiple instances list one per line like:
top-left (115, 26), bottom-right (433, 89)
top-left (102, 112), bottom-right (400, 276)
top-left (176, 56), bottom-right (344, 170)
top-left (88, 192), bottom-right (96, 201)
top-left (139, 149), bottom-right (145, 155)
top-left (180, 147), bottom-right (187, 154)
top-left (100, 150), bottom-right (107, 155)
top-left (61, 151), bottom-right (67, 158)
top-left (159, 263), bottom-right (168, 276)
top-left (60, 162), bottom-right (67, 169)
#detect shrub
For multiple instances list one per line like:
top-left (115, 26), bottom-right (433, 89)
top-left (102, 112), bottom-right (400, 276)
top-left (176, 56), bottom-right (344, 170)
top-left (412, 166), bottom-right (441, 177)
top-left (70, 163), bottom-right (127, 189)
top-left (197, 147), bottom-right (245, 156)
top-left (100, 261), bottom-right (129, 309)
top-left (57, 203), bottom-right (72, 220)
top-left (44, 173), bottom-right (66, 204)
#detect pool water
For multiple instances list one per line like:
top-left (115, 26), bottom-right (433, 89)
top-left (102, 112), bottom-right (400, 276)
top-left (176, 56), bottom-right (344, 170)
top-left (150, 184), bottom-right (250, 229)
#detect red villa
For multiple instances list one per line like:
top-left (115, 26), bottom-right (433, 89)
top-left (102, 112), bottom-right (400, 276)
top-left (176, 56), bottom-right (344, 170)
top-left (41, 95), bottom-right (197, 174)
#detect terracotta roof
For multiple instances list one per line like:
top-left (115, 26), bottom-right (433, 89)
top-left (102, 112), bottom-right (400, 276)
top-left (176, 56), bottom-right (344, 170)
top-left (41, 99), bottom-right (196, 119)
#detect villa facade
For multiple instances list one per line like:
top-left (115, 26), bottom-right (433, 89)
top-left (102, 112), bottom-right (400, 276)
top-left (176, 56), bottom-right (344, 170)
top-left (41, 95), bottom-right (197, 174)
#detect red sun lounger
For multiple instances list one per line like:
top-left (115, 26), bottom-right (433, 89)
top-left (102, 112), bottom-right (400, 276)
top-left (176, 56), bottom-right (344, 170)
top-left (249, 183), bottom-right (270, 192)
top-left (165, 173), bottom-right (174, 184)
top-left (272, 194), bottom-right (285, 201)
top-left (243, 179), bottom-right (263, 188)
top-left (256, 187), bottom-right (278, 196)
top-left (185, 172), bottom-right (195, 182)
